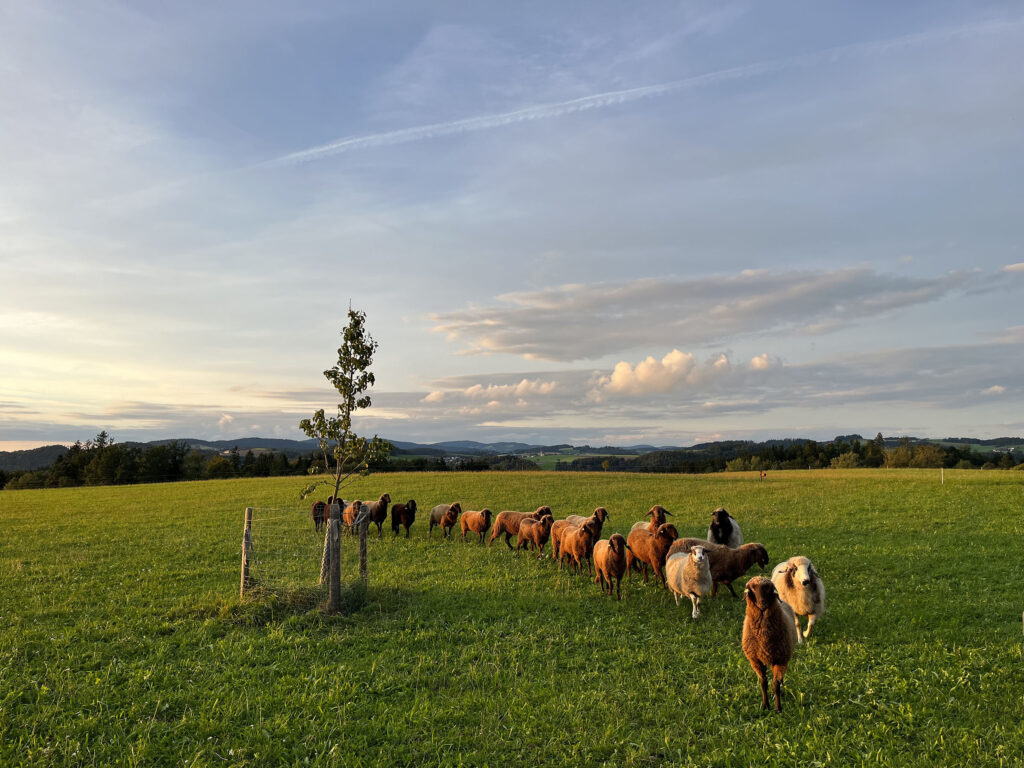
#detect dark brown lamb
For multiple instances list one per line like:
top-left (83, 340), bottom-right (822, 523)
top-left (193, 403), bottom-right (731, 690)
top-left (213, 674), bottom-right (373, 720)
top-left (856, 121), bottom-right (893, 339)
top-left (742, 576), bottom-right (798, 711)
top-left (391, 499), bottom-right (417, 537)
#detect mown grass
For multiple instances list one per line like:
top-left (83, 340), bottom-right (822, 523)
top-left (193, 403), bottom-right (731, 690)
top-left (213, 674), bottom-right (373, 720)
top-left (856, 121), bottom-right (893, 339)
top-left (1, 470), bottom-right (1022, 767)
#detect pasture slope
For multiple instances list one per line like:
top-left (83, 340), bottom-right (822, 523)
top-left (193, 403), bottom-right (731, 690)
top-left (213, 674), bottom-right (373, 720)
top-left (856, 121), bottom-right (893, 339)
top-left (1, 470), bottom-right (1022, 767)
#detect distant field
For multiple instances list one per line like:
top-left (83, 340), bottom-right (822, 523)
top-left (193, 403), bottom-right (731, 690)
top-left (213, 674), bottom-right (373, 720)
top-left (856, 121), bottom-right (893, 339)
top-left (1, 470), bottom-right (1022, 767)
top-left (521, 452), bottom-right (637, 469)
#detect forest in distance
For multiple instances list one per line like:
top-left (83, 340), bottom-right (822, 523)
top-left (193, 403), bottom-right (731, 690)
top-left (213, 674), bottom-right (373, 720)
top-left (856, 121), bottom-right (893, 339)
top-left (2, 430), bottom-right (1022, 491)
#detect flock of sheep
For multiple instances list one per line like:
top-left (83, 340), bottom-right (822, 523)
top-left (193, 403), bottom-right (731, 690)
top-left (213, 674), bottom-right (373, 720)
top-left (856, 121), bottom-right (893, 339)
top-left (310, 494), bottom-right (825, 712)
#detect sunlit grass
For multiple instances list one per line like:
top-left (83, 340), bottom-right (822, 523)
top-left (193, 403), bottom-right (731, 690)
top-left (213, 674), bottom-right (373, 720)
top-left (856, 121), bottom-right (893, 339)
top-left (1, 470), bottom-right (1022, 766)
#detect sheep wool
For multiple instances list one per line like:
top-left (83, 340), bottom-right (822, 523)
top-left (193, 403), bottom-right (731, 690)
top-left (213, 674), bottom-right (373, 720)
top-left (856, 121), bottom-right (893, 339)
top-left (665, 547), bottom-right (713, 619)
top-left (771, 556), bottom-right (826, 642)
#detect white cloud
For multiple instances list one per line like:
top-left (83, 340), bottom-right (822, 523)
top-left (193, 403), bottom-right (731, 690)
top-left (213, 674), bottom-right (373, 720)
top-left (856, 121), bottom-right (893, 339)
top-left (432, 268), bottom-right (980, 361)
top-left (422, 390), bottom-right (445, 403)
top-left (218, 413), bottom-right (234, 429)
top-left (1004, 262), bottom-right (1024, 272)
top-left (982, 385), bottom-right (1006, 395)
top-left (749, 353), bottom-right (778, 370)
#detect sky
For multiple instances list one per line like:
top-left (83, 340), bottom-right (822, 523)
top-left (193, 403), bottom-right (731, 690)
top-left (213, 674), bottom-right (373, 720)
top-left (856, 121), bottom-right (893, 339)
top-left (2, 0), bottom-right (1023, 450)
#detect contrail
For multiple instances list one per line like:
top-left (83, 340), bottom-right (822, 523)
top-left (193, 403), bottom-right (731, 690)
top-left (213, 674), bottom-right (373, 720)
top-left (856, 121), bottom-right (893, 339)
top-left (263, 17), bottom-right (1022, 167)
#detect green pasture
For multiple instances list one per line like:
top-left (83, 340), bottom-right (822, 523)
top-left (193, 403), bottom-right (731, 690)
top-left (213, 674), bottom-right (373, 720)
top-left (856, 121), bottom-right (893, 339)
top-left (1, 470), bottom-right (1022, 767)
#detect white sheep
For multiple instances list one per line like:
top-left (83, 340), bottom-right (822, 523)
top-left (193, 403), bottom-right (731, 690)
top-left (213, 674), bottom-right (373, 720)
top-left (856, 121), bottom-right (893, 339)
top-left (665, 546), bottom-right (713, 619)
top-left (771, 556), bottom-right (825, 643)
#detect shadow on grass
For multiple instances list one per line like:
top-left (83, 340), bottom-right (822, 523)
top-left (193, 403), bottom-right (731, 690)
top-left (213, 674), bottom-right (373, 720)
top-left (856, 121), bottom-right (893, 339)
top-left (172, 579), bottom-right (372, 628)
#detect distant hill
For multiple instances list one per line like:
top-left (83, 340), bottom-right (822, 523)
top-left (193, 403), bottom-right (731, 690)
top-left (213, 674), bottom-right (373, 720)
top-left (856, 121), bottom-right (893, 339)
top-left (0, 444), bottom-right (69, 471)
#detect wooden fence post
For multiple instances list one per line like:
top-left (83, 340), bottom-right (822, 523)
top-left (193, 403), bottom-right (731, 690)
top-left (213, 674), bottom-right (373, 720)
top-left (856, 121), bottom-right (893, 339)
top-left (319, 503), bottom-right (338, 585)
top-left (328, 506), bottom-right (342, 614)
top-left (239, 507), bottom-right (253, 599)
top-left (359, 518), bottom-right (368, 584)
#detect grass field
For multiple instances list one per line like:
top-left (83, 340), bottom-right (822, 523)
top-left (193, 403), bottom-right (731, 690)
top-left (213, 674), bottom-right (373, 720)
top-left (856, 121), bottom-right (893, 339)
top-left (1, 470), bottom-right (1022, 767)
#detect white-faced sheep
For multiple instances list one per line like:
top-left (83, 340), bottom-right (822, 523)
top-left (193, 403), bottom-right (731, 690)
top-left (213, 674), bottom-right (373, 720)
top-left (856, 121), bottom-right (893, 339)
top-left (665, 546), bottom-right (712, 619)
top-left (629, 505), bottom-right (672, 533)
top-left (707, 507), bottom-right (743, 548)
top-left (771, 556), bottom-right (825, 642)
top-left (742, 575), bottom-right (798, 712)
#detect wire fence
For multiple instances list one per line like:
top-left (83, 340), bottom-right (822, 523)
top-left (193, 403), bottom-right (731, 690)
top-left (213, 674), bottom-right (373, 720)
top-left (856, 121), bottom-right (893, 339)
top-left (244, 506), bottom-right (363, 612)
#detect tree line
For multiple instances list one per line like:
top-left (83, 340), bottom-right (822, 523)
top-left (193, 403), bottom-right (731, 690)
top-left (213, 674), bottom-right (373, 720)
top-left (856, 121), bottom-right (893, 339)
top-left (555, 434), bottom-right (1023, 473)
top-left (1, 432), bottom-right (316, 491)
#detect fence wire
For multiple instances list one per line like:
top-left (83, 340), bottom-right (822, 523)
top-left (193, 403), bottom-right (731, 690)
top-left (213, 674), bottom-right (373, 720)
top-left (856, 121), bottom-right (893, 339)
top-left (245, 506), bottom-right (362, 611)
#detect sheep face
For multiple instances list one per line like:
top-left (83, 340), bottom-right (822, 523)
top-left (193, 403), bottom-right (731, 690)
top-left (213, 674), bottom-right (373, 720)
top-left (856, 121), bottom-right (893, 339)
top-left (608, 533), bottom-right (626, 555)
top-left (753, 544), bottom-right (770, 570)
top-left (407, 500), bottom-right (417, 514)
top-left (744, 576), bottom-right (780, 611)
top-left (648, 505), bottom-right (671, 524)
top-left (593, 507), bottom-right (609, 523)
top-left (535, 505), bottom-right (552, 518)
top-left (787, 556), bottom-right (818, 587)
top-left (656, 523), bottom-right (679, 542)
top-left (450, 502), bottom-right (462, 515)
top-left (690, 545), bottom-right (707, 566)
top-left (382, 493), bottom-right (391, 504)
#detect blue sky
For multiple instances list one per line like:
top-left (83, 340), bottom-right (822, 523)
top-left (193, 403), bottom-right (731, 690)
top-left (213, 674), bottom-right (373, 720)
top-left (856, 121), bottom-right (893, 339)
top-left (2, 0), bottom-right (1023, 449)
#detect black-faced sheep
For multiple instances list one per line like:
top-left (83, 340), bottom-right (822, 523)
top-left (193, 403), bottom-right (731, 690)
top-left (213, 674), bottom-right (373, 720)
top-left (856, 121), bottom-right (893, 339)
top-left (668, 538), bottom-right (769, 598)
top-left (428, 502), bottom-right (462, 538)
top-left (707, 507), bottom-right (743, 548)
top-left (625, 523), bottom-right (679, 587)
top-left (742, 576), bottom-right (798, 712)
top-left (629, 505), bottom-right (672, 533)
top-left (460, 508), bottom-right (494, 544)
top-left (665, 546), bottom-right (712, 619)
top-left (771, 556), bottom-right (825, 642)
top-left (593, 533), bottom-right (632, 599)
top-left (391, 499), bottom-right (417, 538)
top-left (488, 506), bottom-right (550, 549)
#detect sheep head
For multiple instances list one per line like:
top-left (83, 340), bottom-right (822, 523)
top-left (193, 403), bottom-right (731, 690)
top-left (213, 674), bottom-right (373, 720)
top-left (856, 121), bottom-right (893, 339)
top-left (593, 507), bottom-right (609, 522)
top-left (608, 533), bottom-right (626, 554)
top-left (744, 576), bottom-right (779, 611)
top-left (690, 545), bottom-right (707, 566)
top-left (656, 523), bottom-right (679, 542)
top-left (534, 505), bottom-right (552, 518)
top-left (787, 556), bottom-right (817, 587)
top-left (407, 500), bottom-right (417, 513)
top-left (450, 502), bottom-right (462, 515)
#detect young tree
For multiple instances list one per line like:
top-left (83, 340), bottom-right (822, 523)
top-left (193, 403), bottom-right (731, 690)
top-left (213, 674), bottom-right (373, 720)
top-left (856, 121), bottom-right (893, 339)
top-left (300, 308), bottom-right (391, 502)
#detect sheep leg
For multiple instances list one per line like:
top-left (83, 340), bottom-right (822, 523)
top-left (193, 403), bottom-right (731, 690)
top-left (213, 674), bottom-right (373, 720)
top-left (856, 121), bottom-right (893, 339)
top-left (771, 665), bottom-right (787, 712)
top-left (804, 614), bottom-right (817, 639)
top-left (614, 577), bottom-right (621, 600)
top-left (750, 660), bottom-right (769, 710)
top-left (405, 526), bottom-right (411, 539)
top-left (724, 581), bottom-right (741, 599)
top-left (504, 532), bottom-right (514, 550)
top-left (794, 615), bottom-right (805, 644)
top-left (690, 594), bottom-right (700, 620)
top-left (673, 592), bottom-right (680, 606)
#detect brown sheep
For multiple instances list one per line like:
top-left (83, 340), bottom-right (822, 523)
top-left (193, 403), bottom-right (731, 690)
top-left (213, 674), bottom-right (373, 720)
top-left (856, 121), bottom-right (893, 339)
top-left (391, 499), bottom-right (417, 538)
top-left (668, 538), bottom-right (770, 598)
top-left (311, 500), bottom-right (328, 532)
top-left (516, 514), bottom-right (554, 556)
top-left (742, 576), bottom-right (798, 711)
top-left (428, 502), bottom-right (462, 538)
top-left (593, 533), bottom-right (633, 599)
top-left (625, 523), bottom-right (679, 587)
top-left (361, 493), bottom-right (392, 537)
top-left (553, 507), bottom-right (609, 560)
top-left (629, 504), bottom-right (672, 533)
top-left (488, 506), bottom-right (551, 549)
top-left (559, 518), bottom-right (602, 573)
top-left (342, 500), bottom-right (362, 533)
top-left (460, 508), bottom-right (494, 544)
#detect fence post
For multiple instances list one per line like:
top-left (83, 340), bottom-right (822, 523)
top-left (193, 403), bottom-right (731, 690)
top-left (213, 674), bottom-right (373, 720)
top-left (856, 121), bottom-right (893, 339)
top-left (239, 507), bottom-right (253, 599)
top-left (328, 506), bottom-right (342, 614)
top-left (319, 503), bottom-right (338, 585)
top-left (359, 517), bottom-right (368, 584)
